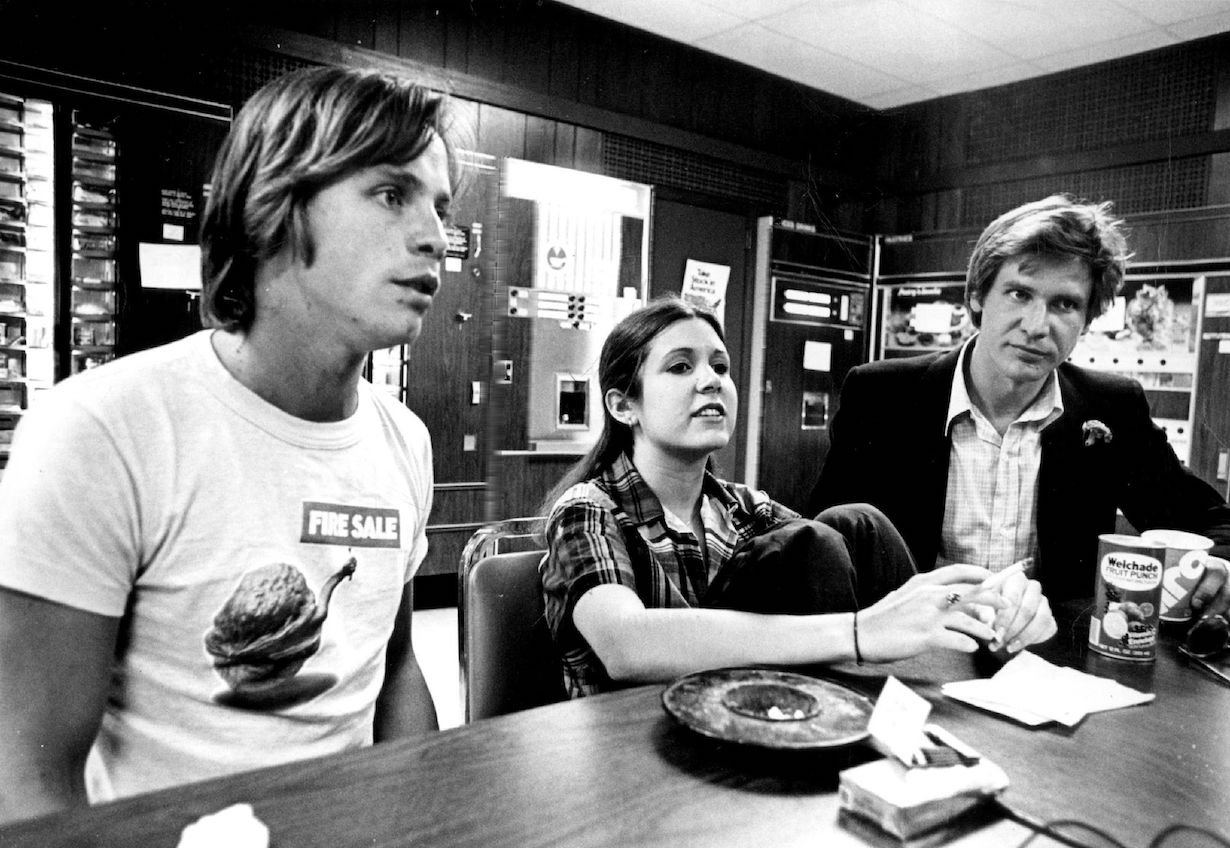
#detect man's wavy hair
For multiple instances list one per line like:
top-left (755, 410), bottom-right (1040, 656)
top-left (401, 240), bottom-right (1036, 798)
top-left (966, 194), bottom-right (1131, 327)
top-left (200, 65), bottom-right (454, 331)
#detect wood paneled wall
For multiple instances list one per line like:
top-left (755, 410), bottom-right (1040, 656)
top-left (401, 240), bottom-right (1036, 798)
top-left (866, 33), bottom-right (1230, 236)
top-left (487, 452), bottom-right (579, 522)
top-left (1, 0), bottom-right (870, 190)
top-left (241, 0), bottom-right (874, 168)
top-left (878, 207), bottom-right (1230, 280)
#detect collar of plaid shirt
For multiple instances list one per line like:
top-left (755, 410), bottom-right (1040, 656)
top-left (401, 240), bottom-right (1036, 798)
top-left (601, 452), bottom-right (740, 526)
top-left (597, 452), bottom-right (784, 603)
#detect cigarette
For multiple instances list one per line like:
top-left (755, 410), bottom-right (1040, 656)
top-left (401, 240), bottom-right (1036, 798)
top-left (978, 558), bottom-right (1029, 593)
top-left (980, 559), bottom-right (1032, 649)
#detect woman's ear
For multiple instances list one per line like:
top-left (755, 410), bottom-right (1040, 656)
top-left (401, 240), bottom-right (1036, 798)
top-left (605, 388), bottom-right (637, 428)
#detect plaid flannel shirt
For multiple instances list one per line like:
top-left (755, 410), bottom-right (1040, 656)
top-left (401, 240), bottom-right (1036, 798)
top-left (542, 452), bottom-right (795, 698)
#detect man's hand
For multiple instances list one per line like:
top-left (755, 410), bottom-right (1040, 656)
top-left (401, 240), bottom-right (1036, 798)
top-left (988, 569), bottom-right (1057, 654)
top-left (1189, 557), bottom-right (1229, 618)
top-left (940, 561), bottom-right (1057, 656)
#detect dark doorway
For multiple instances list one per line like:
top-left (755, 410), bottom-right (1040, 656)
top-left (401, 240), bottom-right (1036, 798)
top-left (117, 105), bottom-right (229, 357)
top-left (650, 197), bottom-right (751, 482)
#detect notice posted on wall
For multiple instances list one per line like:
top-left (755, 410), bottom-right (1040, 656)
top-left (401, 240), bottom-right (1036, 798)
top-left (1206, 292), bottom-right (1230, 317)
top-left (681, 259), bottom-right (730, 325)
top-left (139, 242), bottom-right (202, 291)
top-left (803, 339), bottom-right (832, 372)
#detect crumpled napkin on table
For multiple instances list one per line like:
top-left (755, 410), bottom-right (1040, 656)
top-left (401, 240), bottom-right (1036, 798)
top-left (177, 803), bottom-right (269, 848)
top-left (941, 650), bottom-right (1154, 727)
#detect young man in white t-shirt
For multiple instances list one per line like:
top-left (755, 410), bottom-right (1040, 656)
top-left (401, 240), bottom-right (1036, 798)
top-left (0, 65), bottom-right (454, 822)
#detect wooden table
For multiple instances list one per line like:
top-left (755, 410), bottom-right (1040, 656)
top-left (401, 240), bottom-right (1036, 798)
top-left (2, 606), bottom-right (1227, 848)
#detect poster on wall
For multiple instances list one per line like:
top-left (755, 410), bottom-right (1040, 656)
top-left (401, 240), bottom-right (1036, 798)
top-left (138, 243), bottom-right (201, 290)
top-left (681, 259), bottom-right (730, 325)
top-left (1072, 277), bottom-right (1197, 363)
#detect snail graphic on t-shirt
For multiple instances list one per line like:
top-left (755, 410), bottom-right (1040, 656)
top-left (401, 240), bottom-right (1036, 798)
top-left (204, 557), bottom-right (357, 697)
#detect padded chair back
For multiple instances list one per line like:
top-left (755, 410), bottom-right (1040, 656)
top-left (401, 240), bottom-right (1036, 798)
top-left (459, 519), bottom-right (566, 722)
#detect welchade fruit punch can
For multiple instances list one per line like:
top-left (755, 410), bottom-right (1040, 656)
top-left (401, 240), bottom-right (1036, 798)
top-left (1089, 534), bottom-right (1166, 661)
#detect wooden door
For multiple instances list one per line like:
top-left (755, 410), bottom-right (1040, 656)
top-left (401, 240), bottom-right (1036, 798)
top-left (406, 150), bottom-right (498, 576)
top-left (117, 104), bottom-right (230, 357)
top-left (650, 198), bottom-right (751, 482)
top-left (756, 315), bottom-right (866, 515)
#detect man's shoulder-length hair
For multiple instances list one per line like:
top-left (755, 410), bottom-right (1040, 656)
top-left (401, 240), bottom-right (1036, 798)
top-left (199, 65), bottom-right (455, 331)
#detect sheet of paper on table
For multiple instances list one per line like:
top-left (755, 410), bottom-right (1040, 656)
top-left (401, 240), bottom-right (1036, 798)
top-left (941, 650), bottom-right (1154, 727)
top-left (177, 803), bottom-right (269, 848)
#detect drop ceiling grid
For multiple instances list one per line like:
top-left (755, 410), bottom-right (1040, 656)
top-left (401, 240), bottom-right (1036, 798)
top-left (554, 0), bottom-right (1230, 108)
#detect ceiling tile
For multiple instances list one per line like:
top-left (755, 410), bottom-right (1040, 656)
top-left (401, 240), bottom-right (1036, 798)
top-left (1164, 7), bottom-right (1230, 39)
top-left (698, 22), bottom-right (903, 99)
top-left (551, 0), bottom-right (625, 17)
top-left (697, 0), bottom-right (816, 22)
top-left (758, 0), bottom-right (1014, 81)
top-left (1031, 30), bottom-right (1180, 72)
top-left (1109, 0), bottom-right (1230, 26)
top-left (553, 0), bottom-right (744, 42)
top-left (554, 0), bottom-right (1230, 108)
top-left (905, 0), bottom-right (1154, 58)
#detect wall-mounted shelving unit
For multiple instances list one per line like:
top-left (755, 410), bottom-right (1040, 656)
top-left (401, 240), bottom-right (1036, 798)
top-left (67, 113), bottom-right (118, 376)
top-left (1067, 275), bottom-right (1203, 466)
top-left (0, 92), bottom-right (55, 479)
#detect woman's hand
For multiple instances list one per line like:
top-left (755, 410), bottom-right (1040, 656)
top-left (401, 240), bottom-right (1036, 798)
top-left (856, 565), bottom-right (1007, 662)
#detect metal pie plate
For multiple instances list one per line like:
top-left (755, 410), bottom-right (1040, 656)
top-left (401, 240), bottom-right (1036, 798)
top-left (662, 667), bottom-right (873, 749)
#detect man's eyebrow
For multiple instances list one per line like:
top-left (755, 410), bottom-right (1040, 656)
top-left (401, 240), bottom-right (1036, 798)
top-left (370, 164), bottom-right (420, 185)
top-left (368, 165), bottom-right (452, 203)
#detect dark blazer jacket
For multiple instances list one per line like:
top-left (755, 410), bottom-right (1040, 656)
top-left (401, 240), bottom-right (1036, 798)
top-left (807, 344), bottom-right (1230, 601)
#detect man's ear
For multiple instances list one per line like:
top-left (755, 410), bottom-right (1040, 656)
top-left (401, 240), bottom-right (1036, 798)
top-left (966, 292), bottom-right (984, 329)
top-left (968, 293), bottom-right (983, 318)
top-left (605, 388), bottom-right (636, 427)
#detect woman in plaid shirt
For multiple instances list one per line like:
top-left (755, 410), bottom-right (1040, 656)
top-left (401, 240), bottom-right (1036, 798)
top-left (541, 296), bottom-right (1056, 698)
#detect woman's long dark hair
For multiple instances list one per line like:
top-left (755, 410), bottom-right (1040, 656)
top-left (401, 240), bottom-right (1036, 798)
top-left (538, 296), bottom-right (726, 513)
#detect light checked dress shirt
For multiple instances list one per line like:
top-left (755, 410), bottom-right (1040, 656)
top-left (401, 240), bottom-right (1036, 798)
top-left (936, 337), bottom-right (1063, 573)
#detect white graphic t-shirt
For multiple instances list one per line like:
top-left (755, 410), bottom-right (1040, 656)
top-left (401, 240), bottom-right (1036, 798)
top-left (0, 330), bottom-right (432, 800)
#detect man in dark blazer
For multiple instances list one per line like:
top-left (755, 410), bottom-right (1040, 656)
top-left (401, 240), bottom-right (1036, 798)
top-left (809, 195), bottom-right (1230, 611)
